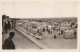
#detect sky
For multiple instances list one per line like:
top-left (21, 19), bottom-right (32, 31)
top-left (1, 0), bottom-right (77, 18)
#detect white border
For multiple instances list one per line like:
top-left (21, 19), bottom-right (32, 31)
top-left (0, 0), bottom-right (79, 52)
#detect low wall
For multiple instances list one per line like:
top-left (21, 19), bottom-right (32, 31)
top-left (15, 26), bottom-right (48, 49)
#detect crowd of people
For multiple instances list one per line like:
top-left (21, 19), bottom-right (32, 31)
top-left (18, 20), bottom-right (77, 39)
top-left (18, 21), bottom-right (65, 39)
top-left (3, 20), bottom-right (15, 49)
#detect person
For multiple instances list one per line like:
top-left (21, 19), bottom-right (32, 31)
top-left (7, 20), bottom-right (11, 30)
top-left (54, 35), bottom-right (56, 39)
top-left (14, 20), bottom-right (16, 27)
top-left (61, 30), bottom-right (63, 35)
top-left (4, 22), bottom-right (8, 33)
top-left (43, 28), bottom-right (45, 32)
top-left (3, 32), bottom-right (15, 49)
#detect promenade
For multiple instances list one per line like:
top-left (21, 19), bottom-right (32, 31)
top-left (2, 28), bottom-right (41, 49)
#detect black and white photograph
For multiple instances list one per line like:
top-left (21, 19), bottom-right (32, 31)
top-left (1, 0), bottom-right (79, 51)
top-left (2, 16), bottom-right (77, 49)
